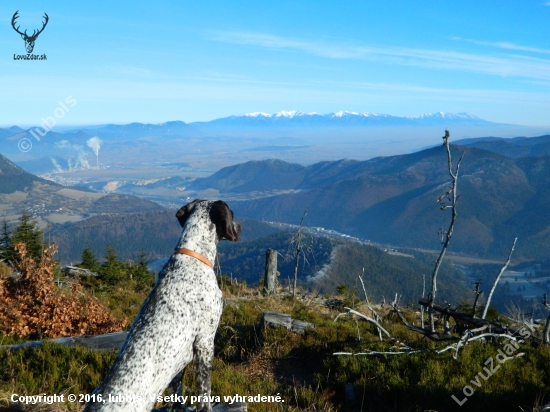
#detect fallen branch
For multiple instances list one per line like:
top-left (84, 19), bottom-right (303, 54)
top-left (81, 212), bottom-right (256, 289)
top-left (335, 307), bottom-right (416, 350)
top-left (335, 307), bottom-right (392, 340)
top-left (462, 333), bottom-right (523, 344)
top-left (2, 331), bottom-right (128, 351)
top-left (333, 349), bottom-right (425, 356)
top-left (392, 302), bottom-right (456, 342)
top-left (453, 325), bottom-right (489, 358)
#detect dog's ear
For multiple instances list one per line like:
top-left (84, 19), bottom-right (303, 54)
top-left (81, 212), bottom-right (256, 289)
top-left (209, 200), bottom-right (241, 241)
top-left (176, 199), bottom-right (202, 228)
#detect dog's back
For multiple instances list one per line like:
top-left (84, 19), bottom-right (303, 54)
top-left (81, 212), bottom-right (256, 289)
top-left (85, 200), bottom-right (240, 412)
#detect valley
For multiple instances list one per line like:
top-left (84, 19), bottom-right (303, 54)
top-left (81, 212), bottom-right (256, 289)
top-left (2, 119), bottom-right (550, 310)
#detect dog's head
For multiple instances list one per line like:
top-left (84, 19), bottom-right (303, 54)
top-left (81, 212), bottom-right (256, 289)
top-left (176, 199), bottom-right (241, 242)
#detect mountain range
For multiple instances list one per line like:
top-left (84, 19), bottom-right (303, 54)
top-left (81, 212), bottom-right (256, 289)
top-left (2, 111), bottom-right (544, 173)
top-left (3, 109), bottom-right (550, 259)
top-left (189, 110), bottom-right (497, 129)
top-left (0, 157), bottom-right (471, 304)
top-left (187, 140), bottom-right (550, 261)
top-left (455, 134), bottom-right (550, 159)
top-left (2, 129), bottom-right (549, 303)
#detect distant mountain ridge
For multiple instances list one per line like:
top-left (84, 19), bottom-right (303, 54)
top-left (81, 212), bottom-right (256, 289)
top-left (191, 110), bottom-right (501, 129)
top-left (2, 111), bottom-right (544, 174)
top-left (455, 135), bottom-right (550, 159)
top-left (0, 111), bottom-right (510, 145)
top-left (76, 121), bottom-right (191, 140)
top-left (189, 145), bottom-right (550, 260)
top-left (0, 111), bottom-right (497, 136)
top-left (210, 110), bottom-right (483, 121)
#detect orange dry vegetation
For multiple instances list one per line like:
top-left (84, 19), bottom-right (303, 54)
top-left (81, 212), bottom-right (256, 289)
top-left (0, 243), bottom-right (127, 338)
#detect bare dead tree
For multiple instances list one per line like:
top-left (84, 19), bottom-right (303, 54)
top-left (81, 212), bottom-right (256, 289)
top-left (289, 208), bottom-right (310, 297)
top-left (543, 293), bottom-right (550, 345)
top-left (481, 237), bottom-right (517, 319)
top-left (358, 270), bottom-right (383, 340)
top-left (392, 301), bottom-right (454, 341)
top-left (332, 131), bottom-right (542, 357)
top-left (421, 273), bottom-right (426, 328)
top-left (471, 280), bottom-right (483, 317)
top-left (426, 130), bottom-right (464, 331)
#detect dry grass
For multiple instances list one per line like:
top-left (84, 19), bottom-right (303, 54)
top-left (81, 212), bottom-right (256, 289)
top-left (2, 284), bottom-right (550, 411)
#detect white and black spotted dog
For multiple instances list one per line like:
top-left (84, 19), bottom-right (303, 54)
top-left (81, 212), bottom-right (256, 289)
top-left (84, 200), bottom-right (241, 412)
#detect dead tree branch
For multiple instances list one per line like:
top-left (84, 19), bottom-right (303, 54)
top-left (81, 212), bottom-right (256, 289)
top-left (392, 302), bottom-right (455, 341)
top-left (454, 325), bottom-right (489, 358)
top-left (427, 130), bottom-right (464, 331)
top-left (333, 349), bottom-right (425, 356)
top-left (358, 271), bottom-right (383, 341)
top-left (334, 307), bottom-right (413, 349)
top-left (481, 237), bottom-right (517, 319)
top-left (421, 273), bottom-right (426, 329)
top-left (334, 308), bottom-right (392, 340)
top-left (290, 208), bottom-right (309, 297)
top-left (543, 294), bottom-right (550, 344)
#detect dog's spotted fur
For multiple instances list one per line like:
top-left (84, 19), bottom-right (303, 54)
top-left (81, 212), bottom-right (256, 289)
top-left (84, 200), bottom-right (241, 412)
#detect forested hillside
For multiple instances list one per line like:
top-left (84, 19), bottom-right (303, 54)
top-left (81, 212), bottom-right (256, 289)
top-left (218, 231), bottom-right (468, 304)
top-left (51, 212), bottom-right (282, 262)
top-left (190, 145), bottom-right (550, 260)
top-left (49, 208), bottom-right (469, 305)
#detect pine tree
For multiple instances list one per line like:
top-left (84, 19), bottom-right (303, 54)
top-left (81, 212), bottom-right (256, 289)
top-left (132, 251), bottom-right (154, 291)
top-left (99, 245), bottom-right (125, 285)
top-left (136, 251), bottom-right (149, 269)
top-left (11, 213), bottom-right (44, 260)
top-left (79, 243), bottom-right (100, 272)
top-left (0, 219), bottom-right (13, 262)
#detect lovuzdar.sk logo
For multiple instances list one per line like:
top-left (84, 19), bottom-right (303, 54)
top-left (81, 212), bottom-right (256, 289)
top-left (11, 10), bottom-right (48, 60)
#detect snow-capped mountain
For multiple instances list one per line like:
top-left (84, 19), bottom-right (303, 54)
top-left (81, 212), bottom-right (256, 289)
top-left (237, 111), bottom-right (318, 118)
top-left (234, 110), bottom-right (480, 120)
top-left (198, 110), bottom-right (493, 128)
top-left (0, 110), bottom-right (521, 163)
top-left (2, 109), bottom-right (536, 176)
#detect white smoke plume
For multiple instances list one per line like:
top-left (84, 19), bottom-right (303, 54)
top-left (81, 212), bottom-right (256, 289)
top-left (76, 152), bottom-right (91, 169)
top-left (307, 245), bottom-right (343, 283)
top-left (86, 137), bottom-right (102, 156)
top-left (50, 158), bottom-right (63, 172)
top-left (54, 140), bottom-right (71, 149)
top-left (87, 137), bottom-right (102, 168)
top-left (67, 153), bottom-right (91, 171)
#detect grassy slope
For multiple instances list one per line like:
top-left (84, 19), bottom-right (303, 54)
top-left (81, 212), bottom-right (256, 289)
top-left (1, 286), bottom-right (549, 412)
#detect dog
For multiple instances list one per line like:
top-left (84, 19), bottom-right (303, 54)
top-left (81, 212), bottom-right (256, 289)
top-left (84, 200), bottom-right (241, 412)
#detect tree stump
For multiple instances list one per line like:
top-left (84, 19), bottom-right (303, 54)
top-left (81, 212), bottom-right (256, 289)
top-left (264, 249), bottom-right (278, 295)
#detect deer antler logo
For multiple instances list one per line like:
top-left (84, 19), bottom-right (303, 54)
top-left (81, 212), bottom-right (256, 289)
top-left (11, 11), bottom-right (49, 54)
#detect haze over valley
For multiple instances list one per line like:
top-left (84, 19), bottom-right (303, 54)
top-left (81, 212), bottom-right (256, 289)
top-left (2, 110), bottom-right (547, 206)
top-left (2, 113), bottom-right (550, 309)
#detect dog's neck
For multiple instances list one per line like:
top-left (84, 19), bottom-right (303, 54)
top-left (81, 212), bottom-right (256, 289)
top-left (175, 212), bottom-right (218, 265)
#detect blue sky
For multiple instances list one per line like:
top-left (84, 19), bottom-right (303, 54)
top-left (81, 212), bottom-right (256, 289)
top-left (1, 0), bottom-right (550, 127)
